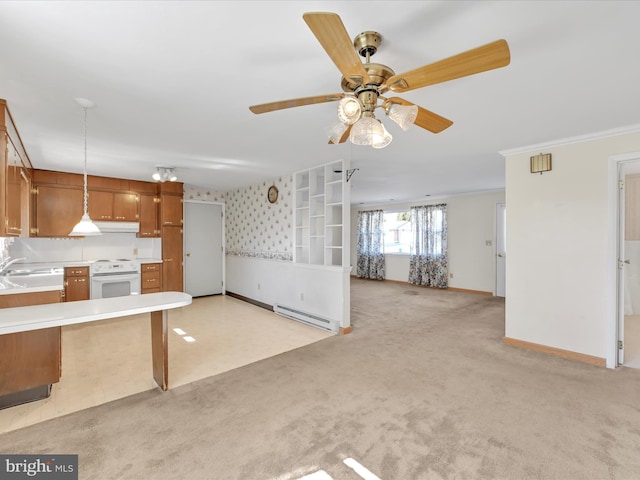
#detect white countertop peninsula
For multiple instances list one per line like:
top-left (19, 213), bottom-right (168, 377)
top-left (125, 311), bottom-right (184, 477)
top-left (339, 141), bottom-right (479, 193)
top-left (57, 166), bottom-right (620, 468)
top-left (0, 291), bottom-right (191, 335)
top-left (0, 292), bottom-right (192, 394)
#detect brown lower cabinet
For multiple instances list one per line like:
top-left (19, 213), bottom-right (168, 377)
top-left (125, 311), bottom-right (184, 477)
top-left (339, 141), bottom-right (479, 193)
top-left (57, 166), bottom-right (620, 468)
top-left (0, 290), bottom-right (63, 409)
top-left (64, 266), bottom-right (90, 301)
top-left (141, 263), bottom-right (162, 293)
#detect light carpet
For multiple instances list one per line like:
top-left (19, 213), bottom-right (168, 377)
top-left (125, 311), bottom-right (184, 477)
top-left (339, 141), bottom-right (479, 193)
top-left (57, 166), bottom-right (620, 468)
top-left (1, 278), bottom-right (639, 479)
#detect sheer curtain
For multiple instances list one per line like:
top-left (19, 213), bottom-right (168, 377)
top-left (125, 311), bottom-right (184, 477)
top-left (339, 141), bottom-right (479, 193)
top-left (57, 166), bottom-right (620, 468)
top-left (408, 204), bottom-right (448, 288)
top-left (356, 209), bottom-right (385, 280)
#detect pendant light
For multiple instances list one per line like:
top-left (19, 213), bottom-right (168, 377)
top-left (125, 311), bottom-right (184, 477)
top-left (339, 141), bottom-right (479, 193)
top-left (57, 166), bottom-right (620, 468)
top-left (69, 97), bottom-right (101, 237)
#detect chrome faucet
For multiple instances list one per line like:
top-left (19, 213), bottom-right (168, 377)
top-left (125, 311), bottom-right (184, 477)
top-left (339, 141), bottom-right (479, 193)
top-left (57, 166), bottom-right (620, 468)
top-left (0, 257), bottom-right (26, 275)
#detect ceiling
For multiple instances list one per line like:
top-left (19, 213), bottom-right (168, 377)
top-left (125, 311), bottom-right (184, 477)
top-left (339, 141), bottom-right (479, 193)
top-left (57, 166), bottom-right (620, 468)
top-left (1, 1), bottom-right (639, 205)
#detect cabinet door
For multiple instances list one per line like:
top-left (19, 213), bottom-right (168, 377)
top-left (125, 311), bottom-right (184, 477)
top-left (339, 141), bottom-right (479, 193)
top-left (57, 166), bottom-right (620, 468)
top-left (0, 290), bottom-right (62, 397)
top-left (139, 193), bottom-right (159, 237)
top-left (6, 163), bottom-right (22, 235)
top-left (113, 192), bottom-right (139, 221)
top-left (65, 276), bottom-right (90, 301)
top-left (64, 266), bottom-right (90, 302)
top-left (35, 185), bottom-right (83, 237)
top-left (161, 194), bottom-right (183, 226)
top-left (88, 190), bottom-right (113, 221)
top-left (162, 226), bottom-right (183, 291)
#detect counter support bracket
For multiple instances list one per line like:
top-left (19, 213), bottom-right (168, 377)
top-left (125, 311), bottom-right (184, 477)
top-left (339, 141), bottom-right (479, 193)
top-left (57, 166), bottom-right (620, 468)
top-left (150, 309), bottom-right (168, 391)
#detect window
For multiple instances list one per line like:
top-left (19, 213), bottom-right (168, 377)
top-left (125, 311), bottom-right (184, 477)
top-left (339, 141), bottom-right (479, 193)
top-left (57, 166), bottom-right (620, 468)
top-left (382, 211), bottom-right (411, 254)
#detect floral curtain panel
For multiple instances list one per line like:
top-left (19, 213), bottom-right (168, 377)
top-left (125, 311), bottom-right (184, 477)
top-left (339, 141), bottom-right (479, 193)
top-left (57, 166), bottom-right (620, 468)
top-left (356, 209), bottom-right (385, 280)
top-left (408, 204), bottom-right (448, 288)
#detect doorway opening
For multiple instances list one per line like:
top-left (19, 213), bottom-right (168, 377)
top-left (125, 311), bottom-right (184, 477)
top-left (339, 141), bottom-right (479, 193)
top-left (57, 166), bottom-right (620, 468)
top-left (619, 160), bottom-right (640, 368)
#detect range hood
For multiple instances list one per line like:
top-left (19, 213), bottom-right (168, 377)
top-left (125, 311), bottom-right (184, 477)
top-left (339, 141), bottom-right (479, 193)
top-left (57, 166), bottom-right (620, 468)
top-left (93, 221), bottom-right (140, 233)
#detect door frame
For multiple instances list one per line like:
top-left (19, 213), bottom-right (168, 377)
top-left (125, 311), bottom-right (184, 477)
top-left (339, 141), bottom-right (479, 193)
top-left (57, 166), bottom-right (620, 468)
top-left (495, 202), bottom-right (506, 297)
top-left (183, 200), bottom-right (225, 296)
top-left (608, 151), bottom-right (640, 368)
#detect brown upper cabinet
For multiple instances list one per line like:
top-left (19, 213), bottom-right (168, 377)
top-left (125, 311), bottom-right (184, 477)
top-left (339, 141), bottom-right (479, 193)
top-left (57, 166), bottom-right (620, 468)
top-left (33, 184), bottom-right (83, 237)
top-left (160, 194), bottom-right (183, 226)
top-left (1, 99), bottom-right (33, 237)
top-left (138, 193), bottom-right (160, 237)
top-left (88, 190), bottom-right (139, 222)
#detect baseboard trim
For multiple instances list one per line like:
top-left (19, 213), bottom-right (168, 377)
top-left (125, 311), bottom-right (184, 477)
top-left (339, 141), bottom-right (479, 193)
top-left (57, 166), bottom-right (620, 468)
top-left (339, 326), bottom-right (353, 335)
top-left (504, 337), bottom-right (606, 367)
top-left (351, 275), bottom-right (493, 296)
top-left (225, 291), bottom-right (272, 312)
top-left (446, 287), bottom-right (493, 296)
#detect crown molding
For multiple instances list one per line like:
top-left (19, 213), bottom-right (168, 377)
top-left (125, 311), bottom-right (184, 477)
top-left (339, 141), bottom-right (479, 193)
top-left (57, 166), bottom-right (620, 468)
top-left (499, 124), bottom-right (640, 157)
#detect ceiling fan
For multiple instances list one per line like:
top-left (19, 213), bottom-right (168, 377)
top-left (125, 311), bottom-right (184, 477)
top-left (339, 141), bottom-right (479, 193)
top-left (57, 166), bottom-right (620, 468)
top-left (249, 12), bottom-right (511, 148)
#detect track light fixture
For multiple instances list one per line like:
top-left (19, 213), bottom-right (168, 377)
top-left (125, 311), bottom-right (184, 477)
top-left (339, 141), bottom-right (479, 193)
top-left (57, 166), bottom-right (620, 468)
top-left (152, 166), bottom-right (177, 182)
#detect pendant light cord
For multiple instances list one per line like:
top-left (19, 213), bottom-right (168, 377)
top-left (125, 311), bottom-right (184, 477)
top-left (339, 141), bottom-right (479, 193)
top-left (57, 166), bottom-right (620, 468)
top-left (82, 106), bottom-right (88, 215)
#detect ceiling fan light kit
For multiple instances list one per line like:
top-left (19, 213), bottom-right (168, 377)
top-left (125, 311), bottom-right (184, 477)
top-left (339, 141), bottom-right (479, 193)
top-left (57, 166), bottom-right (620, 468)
top-left (249, 12), bottom-right (510, 148)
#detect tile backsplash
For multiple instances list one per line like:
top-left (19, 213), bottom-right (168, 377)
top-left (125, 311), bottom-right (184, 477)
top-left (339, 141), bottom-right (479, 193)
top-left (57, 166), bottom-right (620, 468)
top-left (5, 235), bottom-right (160, 264)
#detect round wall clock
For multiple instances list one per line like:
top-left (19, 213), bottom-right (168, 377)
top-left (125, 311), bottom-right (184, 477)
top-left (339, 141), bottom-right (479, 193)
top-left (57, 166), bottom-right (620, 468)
top-left (267, 185), bottom-right (279, 204)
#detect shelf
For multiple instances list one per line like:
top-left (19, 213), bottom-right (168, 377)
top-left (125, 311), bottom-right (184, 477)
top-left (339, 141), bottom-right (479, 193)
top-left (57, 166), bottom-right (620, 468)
top-left (294, 160), bottom-right (347, 267)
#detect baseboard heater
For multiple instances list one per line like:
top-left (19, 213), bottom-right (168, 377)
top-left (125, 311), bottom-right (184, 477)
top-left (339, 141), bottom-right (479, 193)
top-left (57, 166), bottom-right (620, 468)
top-left (273, 304), bottom-right (338, 333)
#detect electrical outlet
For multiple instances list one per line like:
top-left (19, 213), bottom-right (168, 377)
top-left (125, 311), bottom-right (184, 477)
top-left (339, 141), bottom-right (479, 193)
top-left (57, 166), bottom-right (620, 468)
top-left (133, 248), bottom-right (138, 256)
top-left (300, 293), bottom-right (304, 301)
top-left (485, 240), bottom-right (492, 246)
top-left (450, 273), bottom-right (454, 278)
top-left (258, 283), bottom-right (260, 290)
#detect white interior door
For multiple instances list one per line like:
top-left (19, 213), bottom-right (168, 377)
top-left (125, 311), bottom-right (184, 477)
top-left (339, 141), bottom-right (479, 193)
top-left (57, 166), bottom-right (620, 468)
top-left (184, 202), bottom-right (223, 297)
top-left (496, 203), bottom-right (506, 297)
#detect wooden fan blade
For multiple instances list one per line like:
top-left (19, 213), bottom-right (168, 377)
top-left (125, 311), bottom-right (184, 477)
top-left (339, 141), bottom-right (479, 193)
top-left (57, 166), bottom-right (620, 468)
top-left (249, 93), bottom-right (344, 114)
top-left (384, 97), bottom-right (453, 133)
top-left (387, 39), bottom-right (510, 92)
top-left (329, 124), bottom-right (352, 144)
top-left (303, 12), bottom-right (371, 86)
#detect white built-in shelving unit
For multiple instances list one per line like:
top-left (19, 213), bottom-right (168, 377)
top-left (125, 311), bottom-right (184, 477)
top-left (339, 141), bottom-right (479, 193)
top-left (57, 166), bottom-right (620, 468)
top-left (294, 160), bottom-right (349, 267)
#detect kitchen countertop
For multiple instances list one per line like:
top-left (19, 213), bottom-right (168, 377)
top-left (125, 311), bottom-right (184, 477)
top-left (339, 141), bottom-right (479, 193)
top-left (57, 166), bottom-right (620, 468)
top-left (0, 258), bottom-right (162, 295)
top-left (0, 291), bottom-right (192, 335)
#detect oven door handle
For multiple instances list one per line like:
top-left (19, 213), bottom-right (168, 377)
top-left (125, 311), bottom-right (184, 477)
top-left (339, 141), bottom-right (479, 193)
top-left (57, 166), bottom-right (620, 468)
top-left (91, 273), bottom-right (140, 281)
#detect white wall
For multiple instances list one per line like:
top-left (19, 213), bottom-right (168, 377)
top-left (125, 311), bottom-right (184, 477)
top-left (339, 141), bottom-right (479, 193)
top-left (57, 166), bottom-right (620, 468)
top-left (503, 128), bottom-right (640, 363)
top-left (226, 255), bottom-right (349, 329)
top-left (350, 190), bottom-right (505, 293)
top-left (224, 171), bottom-right (350, 330)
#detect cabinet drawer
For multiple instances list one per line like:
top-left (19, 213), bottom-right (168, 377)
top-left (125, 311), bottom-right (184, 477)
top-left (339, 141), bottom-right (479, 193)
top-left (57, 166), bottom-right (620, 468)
top-left (142, 271), bottom-right (161, 288)
top-left (65, 266), bottom-right (89, 277)
top-left (141, 263), bottom-right (161, 273)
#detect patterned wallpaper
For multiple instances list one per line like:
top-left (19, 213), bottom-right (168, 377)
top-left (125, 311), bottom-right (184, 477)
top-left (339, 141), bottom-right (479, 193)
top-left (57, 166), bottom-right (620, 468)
top-left (225, 176), bottom-right (293, 262)
top-left (184, 186), bottom-right (226, 203)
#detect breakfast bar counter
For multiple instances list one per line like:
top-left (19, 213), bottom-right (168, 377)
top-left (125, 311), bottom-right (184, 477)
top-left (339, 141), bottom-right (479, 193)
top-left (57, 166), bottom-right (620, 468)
top-left (0, 292), bottom-right (192, 408)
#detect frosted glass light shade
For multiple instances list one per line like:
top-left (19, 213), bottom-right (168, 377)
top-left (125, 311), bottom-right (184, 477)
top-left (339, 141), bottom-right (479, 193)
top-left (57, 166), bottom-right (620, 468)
top-left (325, 122), bottom-right (349, 144)
top-left (386, 103), bottom-right (418, 131)
top-left (372, 122), bottom-right (393, 149)
top-left (350, 116), bottom-right (385, 146)
top-left (337, 97), bottom-right (362, 125)
top-left (69, 213), bottom-right (102, 236)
